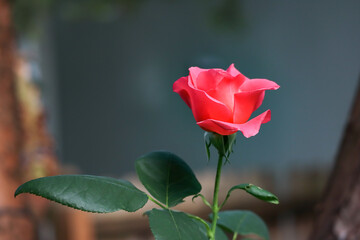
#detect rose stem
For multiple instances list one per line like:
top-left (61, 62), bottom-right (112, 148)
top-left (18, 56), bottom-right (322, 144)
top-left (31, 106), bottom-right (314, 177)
top-left (209, 153), bottom-right (224, 240)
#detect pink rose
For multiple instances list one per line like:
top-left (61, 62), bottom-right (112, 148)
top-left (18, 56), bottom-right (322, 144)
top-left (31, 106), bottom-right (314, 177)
top-left (173, 64), bottom-right (279, 137)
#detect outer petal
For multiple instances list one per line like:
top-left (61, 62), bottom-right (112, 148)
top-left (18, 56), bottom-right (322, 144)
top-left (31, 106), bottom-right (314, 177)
top-left (240, 78), bottom-right (280, 92)
top-left (197, 110), bottom-right (271, 137)
top-left (236, 78), bottom-right (280, 117)
top-left (173, 77), bottom-right (192, 108)
top-left (173, 76), bottom-right (233, 123)
top-left (189, 67), bottom-right (207, 87)
top-left (226, 64), bottom-right (240, 76)
top-left (233, 90), bottom-right (264, 124)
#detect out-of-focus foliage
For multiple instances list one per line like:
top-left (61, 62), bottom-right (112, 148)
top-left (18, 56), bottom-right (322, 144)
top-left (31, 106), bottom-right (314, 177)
top-left (11, 0), bottom-right (243, 36)
top-left (11, 0), bottom-right (145, 34)
top-left (209, 0), bottom-right (245, 31)
top-left (12, 0), bottom-right (52, 34)
top-left (57, 0), bottom-right (145, 21)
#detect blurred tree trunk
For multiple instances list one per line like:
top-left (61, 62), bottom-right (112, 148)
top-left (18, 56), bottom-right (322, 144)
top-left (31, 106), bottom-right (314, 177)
top-left (0, 0), bottom-right (36, 239)
top-left (311, 80), bottom-right (360, 240)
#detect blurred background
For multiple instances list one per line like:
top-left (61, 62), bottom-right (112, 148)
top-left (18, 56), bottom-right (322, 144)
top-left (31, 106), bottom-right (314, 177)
top-left (1, 0), bottom-right (360, 239)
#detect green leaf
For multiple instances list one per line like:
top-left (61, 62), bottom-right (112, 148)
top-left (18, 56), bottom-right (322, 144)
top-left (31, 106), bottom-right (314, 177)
top-left (147, 209), bottom-right (207, 240)
top-left (216, 210), bottom-right (270, 240)
top-left (15, 175), bottom-right (148, 213)
top-left (135, 151), bottom-right (201, 207)
top-left (226, 183), bottom-right (279, 205)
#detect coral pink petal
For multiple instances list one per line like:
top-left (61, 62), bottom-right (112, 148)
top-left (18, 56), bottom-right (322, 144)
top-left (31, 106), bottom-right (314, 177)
top-left (194, 69), bottom-right (227, 91)
top-left (173, 76), bottom-right (233, 123)
top-left (233, 90), bottom-right (265, 123)
top-left (197, 110), bottom-right (271, 137)
top-left (197, 120), bottom-right (238, 135)
top-left (226, 64), bottom-right (241, 77)
top-left (240, 78), bottom-right (280, 92)
top-left (189, 67), bottom-right (206, 87)
top-left (254, 91), bottom-right (265, 111)
top-left (207, 74), bottom-right (245, 110)
top-left (173, 77), bottom-right (192, 108)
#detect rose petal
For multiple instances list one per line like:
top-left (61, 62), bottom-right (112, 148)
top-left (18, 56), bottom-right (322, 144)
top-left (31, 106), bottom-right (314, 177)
top-left (173, 76), bottom-right (233, 123)
top-left (197, 110), bottom-right (271, 137)
top-left (189, 67), bottom-right (207, 87)
top-left (226, 63), bottom-right (241, 77)
top-left (236, 78), bottom-right (279, 118)
top-left (240, 78), bottom-right (280, 92)
top-left (207, 73), bottom-right (246, 110)
top-left (189, 67), bottom-right (230, 91)
top-left (233, 90), bottom-right (264, 123)
top-left (197, 119), bottom-right (238, 136)
top-left (173, 77), bottom-right (192, 108)
top-left (254, 91), bottom-right (265, 111)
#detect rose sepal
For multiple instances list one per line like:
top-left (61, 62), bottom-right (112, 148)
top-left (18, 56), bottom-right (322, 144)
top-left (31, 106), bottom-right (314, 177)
top-left (204, 132), bottom-right (237, 161)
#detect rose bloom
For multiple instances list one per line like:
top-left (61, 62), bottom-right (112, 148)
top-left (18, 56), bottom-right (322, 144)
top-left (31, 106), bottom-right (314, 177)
top-left (173, 64), bottom-right (279, 137)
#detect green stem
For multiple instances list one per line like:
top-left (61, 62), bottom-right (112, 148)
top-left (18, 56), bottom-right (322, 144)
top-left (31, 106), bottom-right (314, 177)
top-left (209, 154), bottom-right (224, 240)
top-left (148, 195), bottom-right (167, 209)
top-left (188, 214), bottom-right (211, 234)
top-left (192, 194), bottom-right (212, 208)
top-left (219, 191), bottom-right (231, 209)
top-left (232, 232), bottom-right (238, 240)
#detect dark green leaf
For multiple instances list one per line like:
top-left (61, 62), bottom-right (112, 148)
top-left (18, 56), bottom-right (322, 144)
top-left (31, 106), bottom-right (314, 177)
top-left (15, 175), bottom-right (148, 213)
top-left (217, 210), bottom-right (269, 240)
top-left (147, 209), bottom-right (207, 240)
top-left (226, 183), bottom-right (279, 204)
top-left (135, 151), bottom-right (201, 207)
